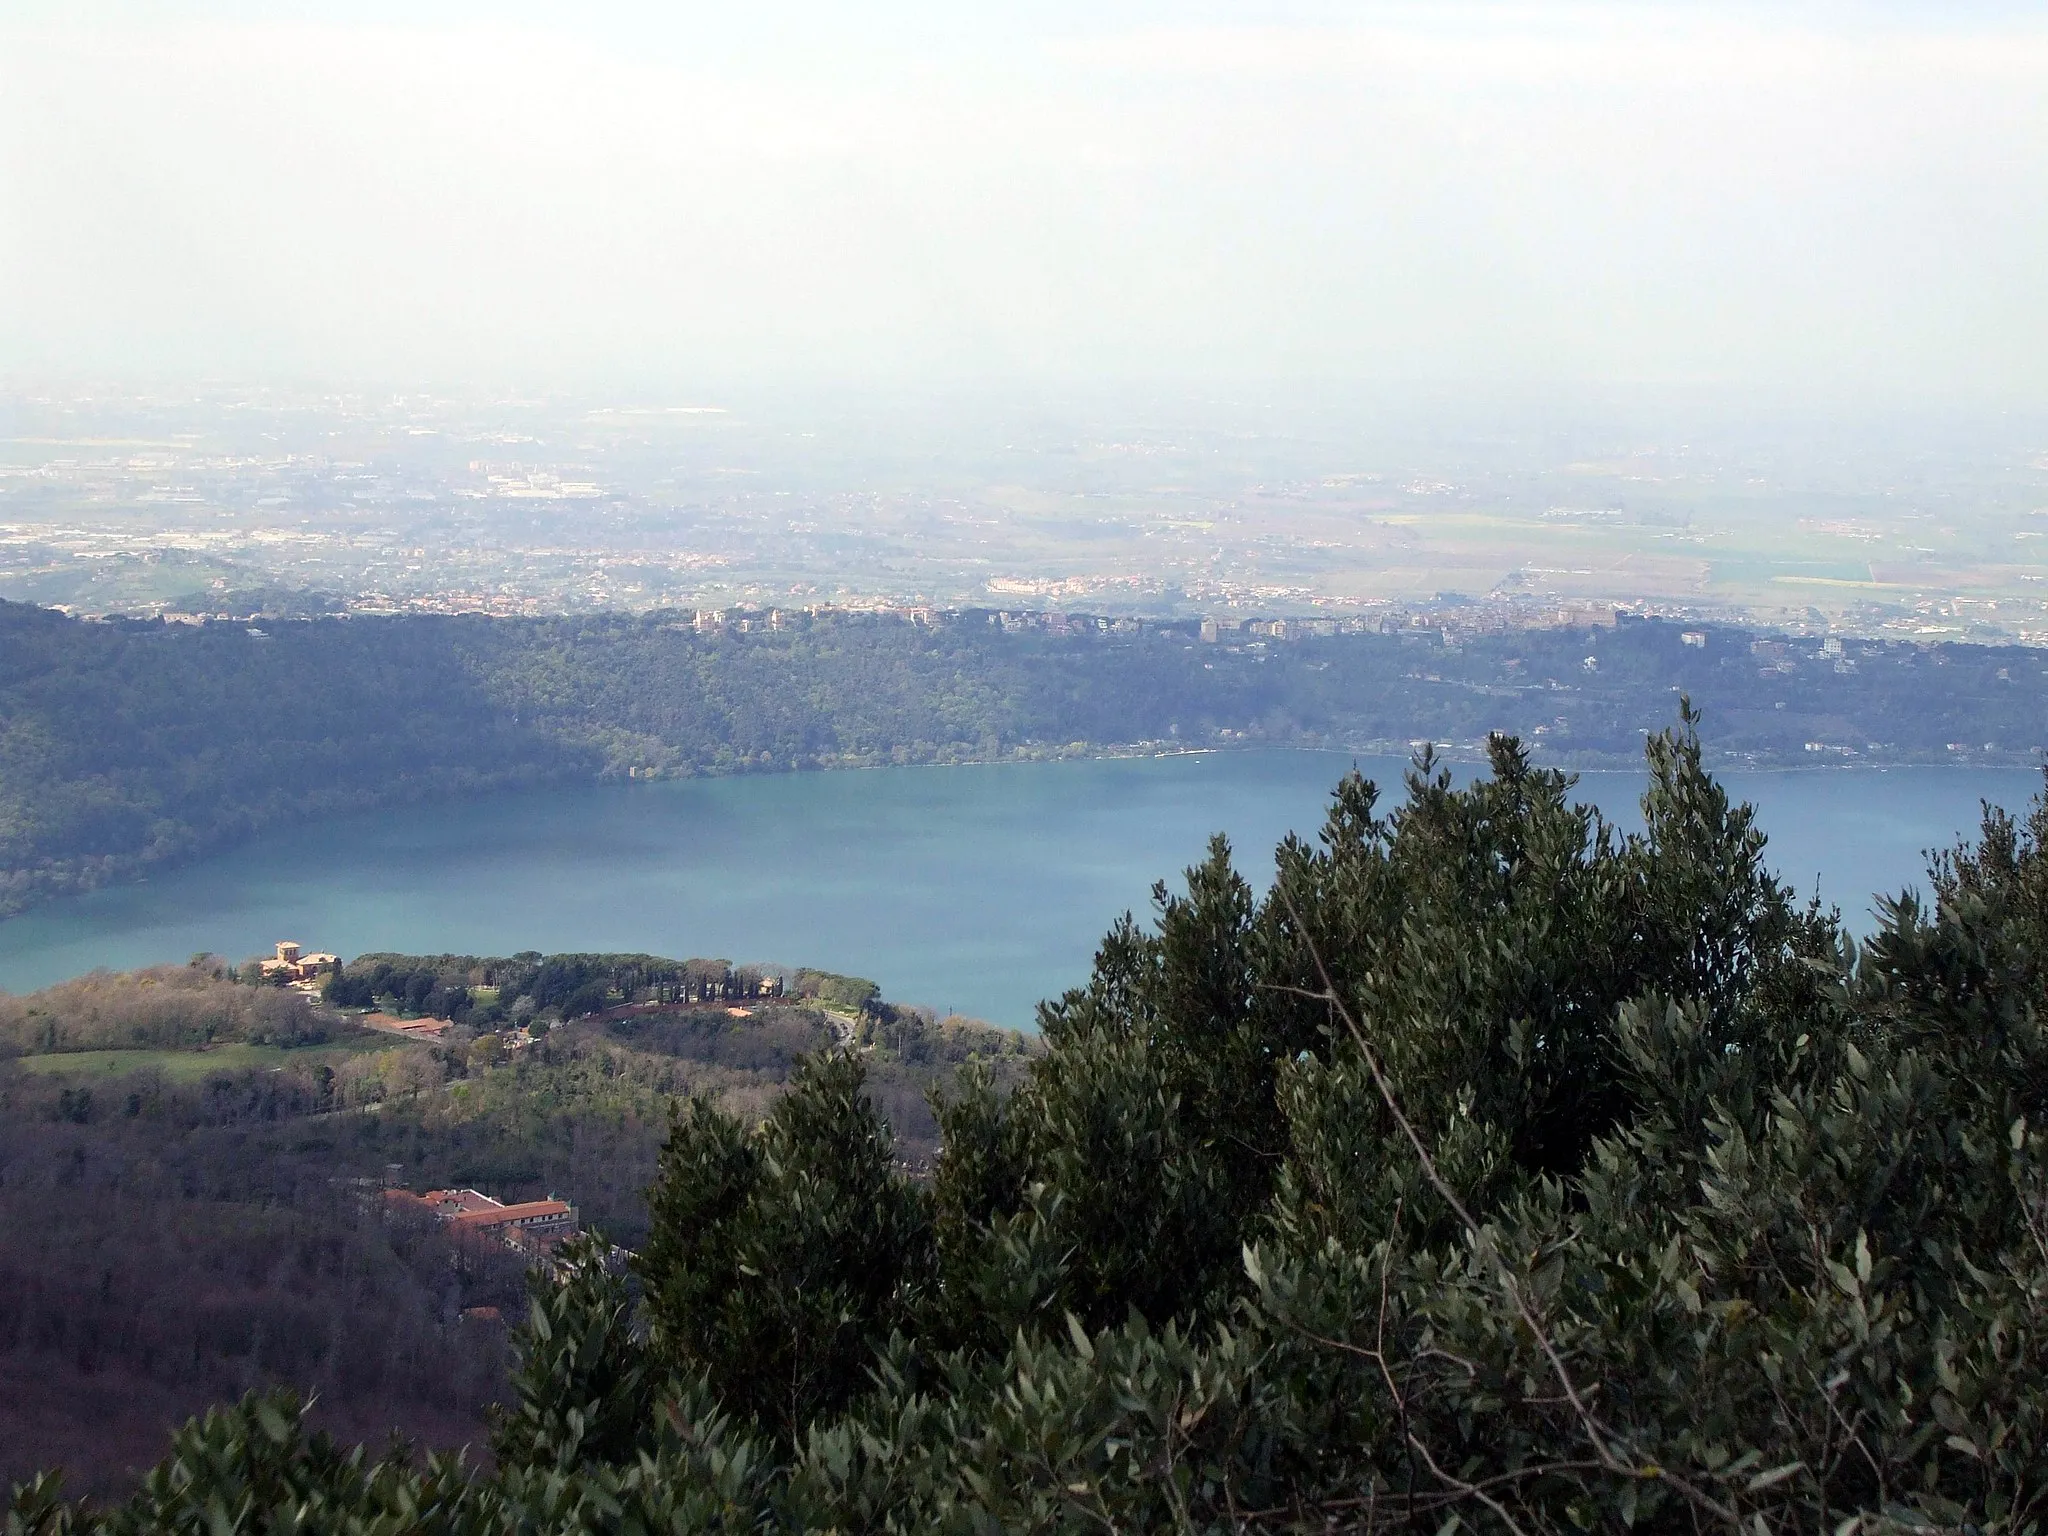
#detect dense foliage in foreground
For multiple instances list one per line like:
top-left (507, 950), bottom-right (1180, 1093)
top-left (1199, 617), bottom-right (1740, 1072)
top-left (18, 714), bottom-right (2048, 1533)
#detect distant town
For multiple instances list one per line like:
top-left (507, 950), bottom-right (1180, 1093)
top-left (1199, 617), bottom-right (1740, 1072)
top-left (43, 587), bottom-right (2012, 658)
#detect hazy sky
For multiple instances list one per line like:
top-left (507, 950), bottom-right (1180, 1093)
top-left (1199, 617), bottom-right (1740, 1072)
top-left (4, 2), bottom-right (2046, 402)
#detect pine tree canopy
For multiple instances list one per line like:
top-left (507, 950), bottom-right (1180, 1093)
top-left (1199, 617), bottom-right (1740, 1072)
top-left (18, 712), bottom-right (2048, 1534)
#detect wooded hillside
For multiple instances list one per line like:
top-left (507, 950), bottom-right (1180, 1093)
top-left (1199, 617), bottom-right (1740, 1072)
top-left (0, 955), bottom-right (1029, 1499)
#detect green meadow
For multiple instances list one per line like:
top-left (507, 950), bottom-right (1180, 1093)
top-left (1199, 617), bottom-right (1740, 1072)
top-left (14, 1035), bottom-right (395, 1081)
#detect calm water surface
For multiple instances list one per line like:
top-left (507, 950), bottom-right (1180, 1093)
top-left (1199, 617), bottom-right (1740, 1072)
top-left (0, 753), bottom-right (2037, 1026)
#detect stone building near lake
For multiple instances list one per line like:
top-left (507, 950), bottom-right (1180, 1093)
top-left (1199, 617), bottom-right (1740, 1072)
top-left (261, 940), bottom-right (340, 983)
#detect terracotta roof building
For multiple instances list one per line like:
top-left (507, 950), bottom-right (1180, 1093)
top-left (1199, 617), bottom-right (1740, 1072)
top-left (382, 1185), bottom-right (580, 1256)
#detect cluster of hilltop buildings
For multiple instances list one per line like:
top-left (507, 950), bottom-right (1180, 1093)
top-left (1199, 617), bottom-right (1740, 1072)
top-left (181, 594), bottom-right (1658, 649)
top-left (677, 599), bottom-right (1641, 647)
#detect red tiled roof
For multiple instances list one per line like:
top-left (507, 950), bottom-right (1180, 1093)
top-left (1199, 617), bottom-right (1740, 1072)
top-left (448, 1199), bottom-right (572, 1231)
top-left (422, 1188), bottom-right (503, 1216)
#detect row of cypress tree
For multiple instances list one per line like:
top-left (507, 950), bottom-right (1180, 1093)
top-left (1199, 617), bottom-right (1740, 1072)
top-left (15, 709), bottom-right (2048, 1533)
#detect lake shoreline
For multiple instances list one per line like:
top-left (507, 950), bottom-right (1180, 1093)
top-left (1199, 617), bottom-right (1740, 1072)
top-left (8, 733), bottom-right (2036, 928)
top-left (1, 751), bottom-right (2039, 1025)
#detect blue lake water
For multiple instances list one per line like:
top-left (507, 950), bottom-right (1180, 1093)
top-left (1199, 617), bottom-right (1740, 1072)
top-left (0, 753), bottom-right (2038, 1026)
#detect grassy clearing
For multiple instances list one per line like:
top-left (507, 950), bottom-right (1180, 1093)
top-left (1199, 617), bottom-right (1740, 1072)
top-left (11, 1035), bottom-right (397, 1081)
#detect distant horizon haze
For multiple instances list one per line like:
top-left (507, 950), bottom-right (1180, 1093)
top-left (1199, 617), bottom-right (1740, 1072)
top-left (4, 2), bottom-right (2047, 405)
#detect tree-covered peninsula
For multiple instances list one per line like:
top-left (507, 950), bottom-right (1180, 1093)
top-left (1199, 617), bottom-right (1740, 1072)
top-left (4, 597), bottom-right (2046, 918)
top-left (15, 720), bottom-right (2048, 1532)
